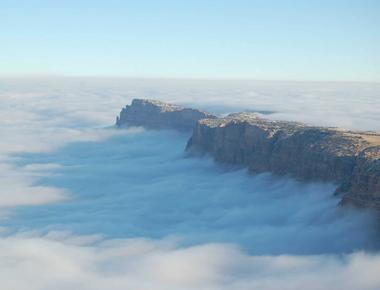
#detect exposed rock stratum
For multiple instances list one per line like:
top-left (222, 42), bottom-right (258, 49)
top-left (117, 99), bottom-right (380, 210)
top-left (116, 99), bottom-right (216, 131)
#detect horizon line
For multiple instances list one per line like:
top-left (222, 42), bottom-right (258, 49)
top-left (0, 73), bottom-right (379, 85)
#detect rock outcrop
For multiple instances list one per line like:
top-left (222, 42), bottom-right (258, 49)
top-left (116, 99), bottom-right (216, 131)
top-left (187, 112), bottom-right (380, 209)
top-left (116, 99), bottom-right (380, 209)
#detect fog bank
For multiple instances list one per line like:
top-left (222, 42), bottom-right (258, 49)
top-left (0, 78), bottom-right (379, 289)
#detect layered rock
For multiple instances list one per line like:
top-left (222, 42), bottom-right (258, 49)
top-left (116, 99), bottom-right (380, 209)
top-left (187, 113), bottom-right (380, 209)
top-left (116, 99), bottom-right (216, 131)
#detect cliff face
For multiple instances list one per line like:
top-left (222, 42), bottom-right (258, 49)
top-left (116, 99), bottom-right (380, 209)
top-left (116, 99), bottom-right (216, 131)
top-left (187, 113), bottom-right (380, 209)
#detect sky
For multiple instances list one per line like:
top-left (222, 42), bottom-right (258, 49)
top-left (1, 0), bottom-right (379, 81)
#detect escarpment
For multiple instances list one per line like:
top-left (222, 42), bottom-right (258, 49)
top-left (187, 113), bottom-right (380, 209)
top-left (117, 99), bottom-right (380, 209)
top-left (116, 99), bottom-right (216, 131)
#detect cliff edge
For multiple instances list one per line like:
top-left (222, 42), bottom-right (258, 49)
top-left (187, 113), bottom-right (380, 209)
top-left (116, 99), bottom-right (216, 131)
top-left (116, 99), bottom-right (380, 209)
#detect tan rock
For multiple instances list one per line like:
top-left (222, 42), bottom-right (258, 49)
top-left (187, 113), bottom-right (380, 209)
top-left (116, 99), bottom-right (216, 131)
top-left (116, 99), bottom-right (380, 209)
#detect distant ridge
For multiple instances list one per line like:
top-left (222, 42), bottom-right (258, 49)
top-left (116, 99), bottom-right (216, 131)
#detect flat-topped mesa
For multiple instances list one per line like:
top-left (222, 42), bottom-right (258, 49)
top-left (116, 99), bottom-right (380, 209)
top-left (116, 99), bottom-right (217, 131)
top-left (187, 112), bottom-right (380, 209)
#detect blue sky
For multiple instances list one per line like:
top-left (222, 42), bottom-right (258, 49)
top-left (1, 0), bottom-right (379, 81)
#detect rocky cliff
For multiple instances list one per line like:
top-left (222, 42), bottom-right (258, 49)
top-left (116, 99), bottom-right (216, 131)
top-left (187, 113), bottom-right (380, 209)
top-left (116, 99), bottom-right (380, 209)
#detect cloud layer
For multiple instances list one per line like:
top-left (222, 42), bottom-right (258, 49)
top-left (1, 233), bottom-right (380, 290)
top-left (7, 130), bottom-right (379, 256)
top-left (0, 78), bottom-right (379, 289)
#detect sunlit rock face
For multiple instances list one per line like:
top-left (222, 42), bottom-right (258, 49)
top-left (341, 147), bottom-right (380, 209)
top-left (187, 113), bottom-right (380, 209)
top-left (116, 99), bottom-right (380, 210)
top-left (116, 99), bottom-right (216, 131)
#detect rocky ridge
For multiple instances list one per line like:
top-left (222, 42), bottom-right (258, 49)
top-left (117, 99), bottom-right (380, 209)
top-left (187, 112), bottom-right (380, 209)
top-left (116, 99), bottom-right (216, 131)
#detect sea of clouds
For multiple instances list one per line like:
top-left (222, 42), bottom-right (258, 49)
top-left (0, 77), bottom-right (380, 290)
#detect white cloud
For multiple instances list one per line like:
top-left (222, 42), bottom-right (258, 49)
top-left (0, 233), bottom-right (379, 290)
top-left (0, 163), bottom-right (66, 208)
top-left (0, 77), bottom-right (379, 289)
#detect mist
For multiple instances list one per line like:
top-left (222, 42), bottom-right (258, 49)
top-left (0, 78), bottom-right (380, 289)
top-left (6, 129), bottom-right (379, 255)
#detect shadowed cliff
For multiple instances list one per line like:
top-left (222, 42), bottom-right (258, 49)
top-left (187, 113), bottom-right (380, 210)
top-left (116, 98), bottom-right (217, 131)
top-left (117, 99), bottom-right (380, 210)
